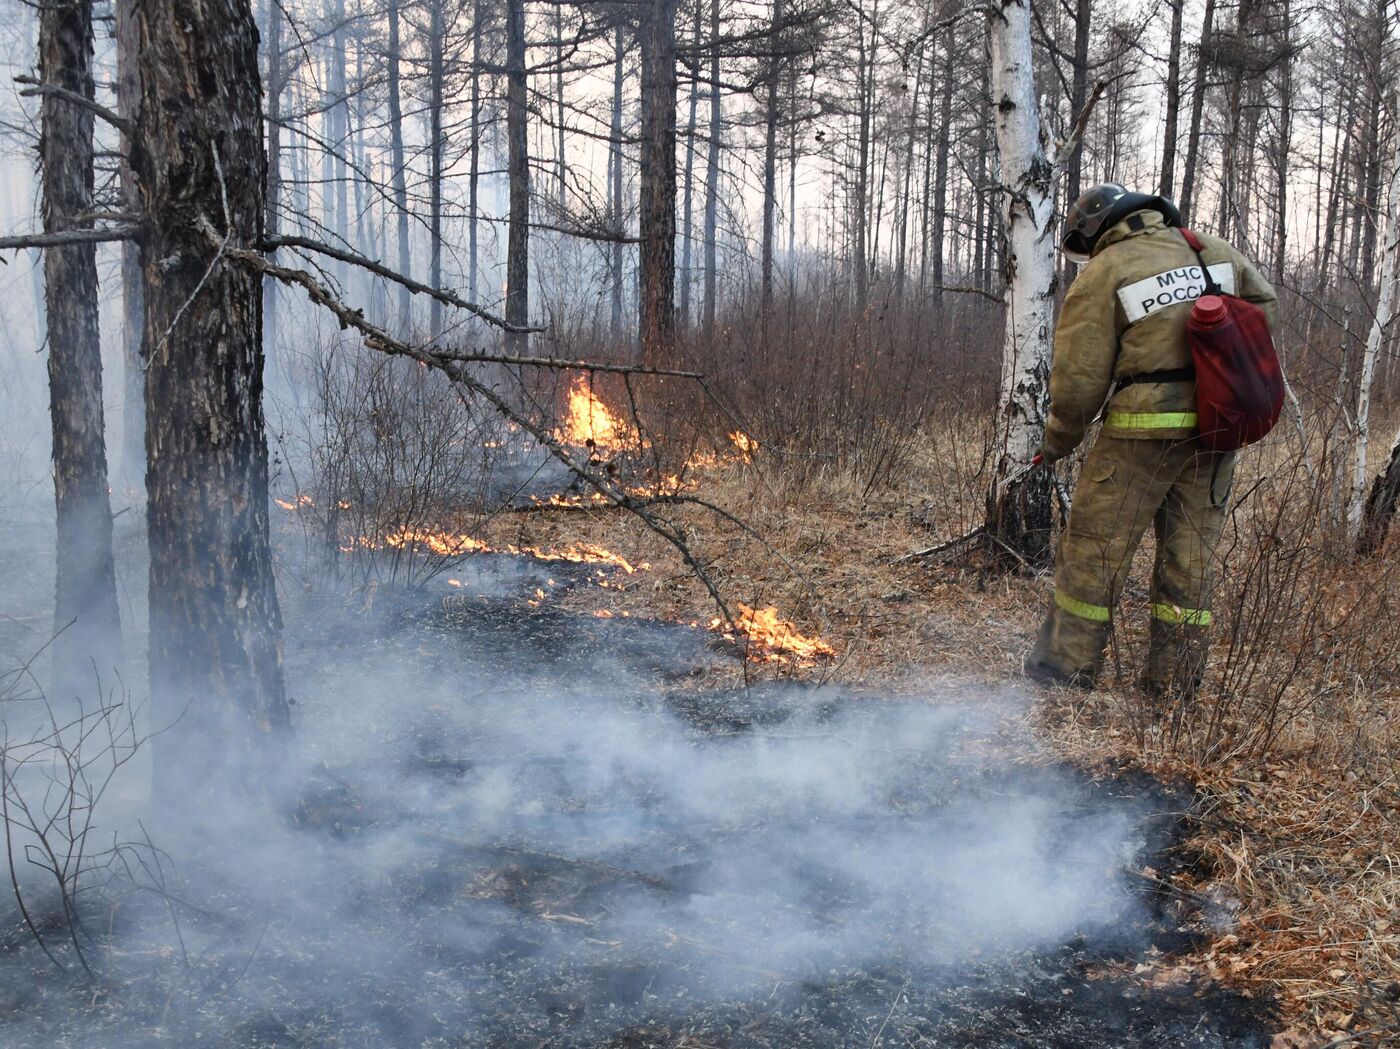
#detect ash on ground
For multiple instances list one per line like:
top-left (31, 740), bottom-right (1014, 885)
top-left (0, 567), bottom-right (1272, 1048)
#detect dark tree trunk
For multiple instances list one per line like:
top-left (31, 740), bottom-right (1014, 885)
top-left (924, 18), bottom-right (953, 292)
top-left (41, 0), bottom-right (122, 704)
top-left (1064, 0), bottom-right (1091, 208)
top-left (428, 0), bottom-right (445, 342)
top-left (263, 0), bottom-right (283, 356)
top-left (505, 0), bottom-right (530, 352)
top-left (638, 0), bottom-right (677, 362)
top-left (1178, 0), bottom-right (1214, 222)
top-left (701, 0), bottom-right (720, 337)
top-left (387, 0), bottom-right (413, 329)
top-left (609, 22), bottom-right (626, 335)
top-left (468, 0), bottom-right (482, 305)
top-left (133, 0), bottom-right (290, 790)
top-left (1158, 0), bottom-right (1183, 198)
top-left (759, 0), bottom-right (783, 313)
top-left (678, 0), bottom-right (700, 329)
top-left (117, 0), bottom-right (145, 491)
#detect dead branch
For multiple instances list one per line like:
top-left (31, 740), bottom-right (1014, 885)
top-left (427, 349), bottom-right (702, 379)
top-left (0, 225), bottom-right (138, 253)
top-left (895, 525), bottom-right (987, 563)
top-left (14, 76), bottom-right (134, 136)
top-left (208, 218), bottom-right (743, 634)
top-left (1053, 77), bottom-right (1115, 173)
top-left (263, 233), bottom-right (541, 333)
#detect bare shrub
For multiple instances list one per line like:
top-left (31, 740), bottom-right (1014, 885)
top-left (1, 659), bottom-right (170, 980)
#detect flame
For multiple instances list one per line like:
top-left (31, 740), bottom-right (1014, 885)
top-left (728, 431), bottom-right (759, 460)
top-left (709, 603), bottom-right (835, 665)
top-left (555, 377), bottom-right (639, 454)
top-left (275, 494), bottom-right (316, 512)
top-left (356, 526), bottom-right (648, 574)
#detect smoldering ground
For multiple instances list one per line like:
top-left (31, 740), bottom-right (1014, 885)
top-left (1, 548), bottom-right (1272, 1048)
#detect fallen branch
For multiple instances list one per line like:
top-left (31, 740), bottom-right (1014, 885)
top-left (895, 525), bottom-right (987, 563)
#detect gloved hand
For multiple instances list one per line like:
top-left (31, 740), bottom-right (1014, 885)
top-left (1034, 445), bottom-right (1061, 467)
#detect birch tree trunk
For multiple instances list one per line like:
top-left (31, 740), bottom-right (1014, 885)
top-left (41, 0), bottom-right (122, 704)
top-left (1351, 120), bottom-right (1400, 546)
top-left (133, 0), bottom-right (290, 792)
top-left (985, 0), bottom-right (1055, 565)
top-left (117, 0), bottom-right (145, 491)
top-left (638, 0), bottom-right (678, 363)
top-left (505, 0), bottom-right (530, 352)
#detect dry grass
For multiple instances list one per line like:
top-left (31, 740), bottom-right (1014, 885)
top-left (471, 414), bottom-right (1400, 1044)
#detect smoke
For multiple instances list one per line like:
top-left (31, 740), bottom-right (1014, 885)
top-left (0, 565), bottom-right (1182, 1047)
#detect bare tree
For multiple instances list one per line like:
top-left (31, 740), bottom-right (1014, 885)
top-left (638, 0), bottom-right (679, 361)
top-left (39, 0), bottom-right (123, 703)
top-left (985, 0), bottom-right (1054, 564)
top-left (133, 0), bottom-right (291, 792)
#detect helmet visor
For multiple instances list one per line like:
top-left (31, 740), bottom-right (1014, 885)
top-left (1062, 183), bottom-right (1131, 257)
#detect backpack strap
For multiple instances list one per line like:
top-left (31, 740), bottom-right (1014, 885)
top-left (1181, 228), bottom-right (1223, 295)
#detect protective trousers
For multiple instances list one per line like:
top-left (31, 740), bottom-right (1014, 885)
top-left (1029, 435), bottom-right (1234, 696)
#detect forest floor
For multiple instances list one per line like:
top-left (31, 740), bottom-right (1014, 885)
top-left (459, 438), bottom-right (1400, 1048)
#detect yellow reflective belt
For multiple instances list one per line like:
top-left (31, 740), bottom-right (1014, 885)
top-left (1104, 411), bottom-right (1199, 430)
top-left (1152, 602), bottom-right (1212, 626)
top-left (1055, 591), bottom-right (1111, 623)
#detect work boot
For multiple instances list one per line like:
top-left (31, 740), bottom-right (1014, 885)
top-left (1140, 617), bottom-right (1208, 703)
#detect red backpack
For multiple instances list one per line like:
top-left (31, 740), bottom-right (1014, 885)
top-left (1180, 228), bottom-right (1283, 451)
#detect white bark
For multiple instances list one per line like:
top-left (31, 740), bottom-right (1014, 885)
top-left (1349, 120), bottom-right (1400, 540)
top-left (986, 0), bottom-right (1056, 558)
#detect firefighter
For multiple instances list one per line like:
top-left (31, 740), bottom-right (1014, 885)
top-left (1025, 183), bottom-right (1279, 699)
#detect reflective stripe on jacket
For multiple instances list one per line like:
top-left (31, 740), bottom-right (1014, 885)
top-left (1041, 209), bottom-right (1280, 460)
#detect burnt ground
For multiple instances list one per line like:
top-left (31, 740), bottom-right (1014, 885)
top-left (0, 552), bottom-right (1275, 1048)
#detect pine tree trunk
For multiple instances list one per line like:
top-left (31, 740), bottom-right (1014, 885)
top-left (985, 0), bottom-right (1054, 566)
top-left (505, 0), bottom-right (530, 352)
top-left (638, 0), bottom-right (678, 363)
top-left (609, 23), bottom-right (626, 336)
top-left (263, 0), bottom-right (283, 356)
top-left (927, 18), bottom-right (953, 292)
top-left (387, 0), bottom-right (413, 329)
top-left (116, 0), bottom-right (145, 491)
top-left (468, 0), bottom-right (482, 306)
top-left (1065, 0), bottom-right (1091, 208)
top-left (760, 0), bottom-right (783, 313)
top-left (41, 0), bottom-right (122, 703)
top-left (428, 0), bottom-right (445, 342)
top-left (1178, 0), bottom-right (1214, 221)
top-left (133, 0), bottom-right (290, 790)
top-left (1159, 0), bottom-right (1183, 198)
top-left (678, 0), bottom-right (701, 330)
top-left (701, 0), bottom-right (720, 338)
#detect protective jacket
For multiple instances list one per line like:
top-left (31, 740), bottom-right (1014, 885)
top-left (1027, 209), bottom-right (1280, 699)
top-left (1041, 209), bottom-right (1280, 462)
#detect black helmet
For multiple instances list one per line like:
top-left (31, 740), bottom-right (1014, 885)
top-left (1062, 183), bottom-right (1182, 263)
